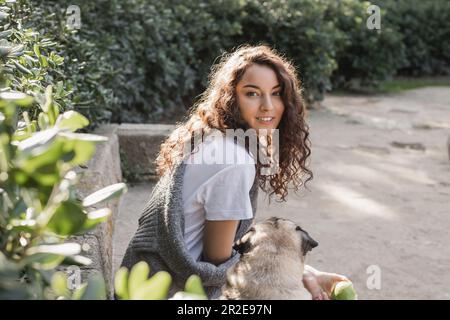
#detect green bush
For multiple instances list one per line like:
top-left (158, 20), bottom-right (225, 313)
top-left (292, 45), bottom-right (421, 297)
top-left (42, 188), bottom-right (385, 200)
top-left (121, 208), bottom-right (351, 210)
top-left (236, 0), bottom-right (341, 102)
top-left (327, 0), bottom-right (406, 89)
top-left (1, 1), bottom-right (72, 123)
top-left (0, 0), bottom-right (113, 130)
top-left (373, 0), bottom-right (450, 76)
top-left (57, 0), bottom-right (248, 123)
top-left (4, 0), bottom-right (448, 126)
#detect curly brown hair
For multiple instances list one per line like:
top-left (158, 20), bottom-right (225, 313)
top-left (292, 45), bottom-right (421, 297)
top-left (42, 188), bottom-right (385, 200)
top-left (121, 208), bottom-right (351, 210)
top-left (156, 44), bottom-right (313, 202)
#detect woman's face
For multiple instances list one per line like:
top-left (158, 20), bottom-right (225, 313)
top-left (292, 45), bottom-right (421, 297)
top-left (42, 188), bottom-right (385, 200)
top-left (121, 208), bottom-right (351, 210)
top-left (236, 64), bottom-right (285, 133)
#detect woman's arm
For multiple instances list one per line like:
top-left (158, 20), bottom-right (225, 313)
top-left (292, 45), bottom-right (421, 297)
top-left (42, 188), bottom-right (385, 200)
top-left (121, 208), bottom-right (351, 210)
top-left (202, 220), bottom-right (240, 266)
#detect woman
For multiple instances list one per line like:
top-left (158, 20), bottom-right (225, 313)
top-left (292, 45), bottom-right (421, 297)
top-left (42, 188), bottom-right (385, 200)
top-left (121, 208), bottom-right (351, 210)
top-left (121, 44), bottom-right (348, 299)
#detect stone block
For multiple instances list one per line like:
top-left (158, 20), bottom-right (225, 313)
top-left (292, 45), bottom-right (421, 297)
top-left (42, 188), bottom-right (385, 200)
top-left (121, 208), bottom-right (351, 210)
top-left (117, 124), bottom-right (175, 178)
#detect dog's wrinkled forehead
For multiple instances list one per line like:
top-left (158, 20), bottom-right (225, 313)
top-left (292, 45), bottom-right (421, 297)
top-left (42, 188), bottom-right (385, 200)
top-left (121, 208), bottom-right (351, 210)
top-left (233, 217), bottom-right (318, 256)
top-left (264, 217), bottom-right (318, 255)
top-left (264, 216), bottom-right (296, 229)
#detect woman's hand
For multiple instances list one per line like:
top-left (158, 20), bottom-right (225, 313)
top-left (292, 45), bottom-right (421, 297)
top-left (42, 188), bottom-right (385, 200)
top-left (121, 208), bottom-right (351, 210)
top-left (302, 265), bottom-right (350, 300)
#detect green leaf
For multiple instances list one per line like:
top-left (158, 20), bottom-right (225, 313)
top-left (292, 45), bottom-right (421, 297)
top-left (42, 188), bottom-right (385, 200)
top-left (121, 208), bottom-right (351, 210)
top-left (26, 243), bottom-right (81, 256)
top-left (51, 272), bottom-right (70, 298)
top-left (33, 44), bottom-right (41, 58)
top-left (12, 60), bottom-right (32, 75)
top-left (72, 283), bottom-right (87, 300)
top-left (39, 55), bottom-right (48, 67)
top-left (29, 163), bottom-right (60, 186)
top-left (128, 261), bottom-right (150, 296)
top-left (12, 129), bottom-right (32, 141)
top-left (60, 138), bottom-right (95, 166)
top-left (0, 46), bottom-right (11, 58)
top-left (47, 201), bottom-right (87, 236)
top-left (14, 136), bottom-right (63, 186)
top-left (56, 111), bottom-right (89, 132)
top-left (0, 91), bottom-right (33, 106)
top-left (24, 243), bottom-right (81, 270)
top-left (8, 218), bottom-right (36, 232)
top-left (87, 207), bottom-right (111, 220)
top-left (114, 267), bottom-right (129, 300)
top-left (43, 85), bottom-right (52, 113)
top-left (52, 101), bottom-right (60, 121)
top-left (184, 275), bottom-right (206, 297)
top-left (131, 271), bottom-right (172, 300)
top-left (80, 273), bottom-right (106, 300)
top-left (17, 127), bottom-right (59, 154)
top-left (10, 169), bottom-right (28, 185)
top-left (0, 11), bottom-right (9, 21)
top-left (0, 29), bottom-right (13, 39)
top-left (5, 44), bottom-right (23, 57)
top-left (82, 183), bottom-right (127, 207)
top-left (38, 112), bottom-right (50, 130)
top-left (23, 253), bottom-right (65, 270)
top-left (79, 208), bottom-right (111, 233)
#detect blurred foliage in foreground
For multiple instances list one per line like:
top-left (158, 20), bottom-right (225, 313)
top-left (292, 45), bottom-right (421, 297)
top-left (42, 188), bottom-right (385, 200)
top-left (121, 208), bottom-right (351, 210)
top-left (114, 262), bottom-right (208, 300)
top-left (0, 78), bottom-right (207, 300)
top-left (0, 83), bottom-right (127, 299)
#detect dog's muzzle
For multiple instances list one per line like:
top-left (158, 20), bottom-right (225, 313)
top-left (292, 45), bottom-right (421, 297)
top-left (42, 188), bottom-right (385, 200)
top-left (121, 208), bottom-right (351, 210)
top-left (298, 228), bottom-right (319, 255)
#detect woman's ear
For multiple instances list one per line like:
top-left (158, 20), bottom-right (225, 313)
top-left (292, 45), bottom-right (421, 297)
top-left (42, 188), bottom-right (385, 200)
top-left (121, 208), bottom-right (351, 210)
top-left (233, 227), bottom-right (255, 254)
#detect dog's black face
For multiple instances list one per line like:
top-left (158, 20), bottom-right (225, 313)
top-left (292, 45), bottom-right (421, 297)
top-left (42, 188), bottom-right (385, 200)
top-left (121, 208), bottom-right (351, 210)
top-left (233, 217), bottom-right (318, 256)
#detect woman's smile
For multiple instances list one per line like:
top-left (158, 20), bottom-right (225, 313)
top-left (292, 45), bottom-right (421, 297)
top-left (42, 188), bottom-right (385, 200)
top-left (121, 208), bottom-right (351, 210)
top-left (255, 116), bottom-right (275, 124)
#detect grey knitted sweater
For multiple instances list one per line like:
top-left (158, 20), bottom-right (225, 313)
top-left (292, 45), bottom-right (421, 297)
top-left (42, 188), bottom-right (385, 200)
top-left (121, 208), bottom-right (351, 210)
top-left (120, 157), bottom-right (259, 299)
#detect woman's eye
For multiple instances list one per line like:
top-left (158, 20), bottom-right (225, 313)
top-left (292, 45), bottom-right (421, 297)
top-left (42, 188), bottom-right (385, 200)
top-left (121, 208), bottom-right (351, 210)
top-left (246, 92), bottom-right (258, 97)
top-left (273, 91), bottom-right (281, 96)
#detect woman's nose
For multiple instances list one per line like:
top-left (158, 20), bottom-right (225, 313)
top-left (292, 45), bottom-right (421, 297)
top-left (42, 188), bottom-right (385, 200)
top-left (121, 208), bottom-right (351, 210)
top-left (261, 94), bottom-right (274, 111)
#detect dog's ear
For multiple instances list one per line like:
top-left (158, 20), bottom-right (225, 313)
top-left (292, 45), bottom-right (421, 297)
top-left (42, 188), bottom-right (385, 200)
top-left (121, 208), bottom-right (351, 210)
top-left (233, 227), bottom-right (255, 255)
top-left (297, 227), bottom-right (318, 255)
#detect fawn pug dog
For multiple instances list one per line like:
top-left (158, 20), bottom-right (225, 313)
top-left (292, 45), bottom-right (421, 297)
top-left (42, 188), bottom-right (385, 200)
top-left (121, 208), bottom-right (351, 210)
top-left (220, 217), bottom-right (318, 300)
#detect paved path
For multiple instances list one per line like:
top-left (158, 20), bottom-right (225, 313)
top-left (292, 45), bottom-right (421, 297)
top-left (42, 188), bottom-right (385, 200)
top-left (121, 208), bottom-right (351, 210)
top-left (113, 87), bottom-right (450, 299)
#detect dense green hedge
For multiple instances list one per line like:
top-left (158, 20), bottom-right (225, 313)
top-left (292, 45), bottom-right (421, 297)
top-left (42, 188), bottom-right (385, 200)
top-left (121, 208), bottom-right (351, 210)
top-left (236, 0), bottom-right (341, 102)
top-left (2, 0), bottom-right (449, 126)
top-left (327, 0), bottom-right (407, 89)
top-left (373, 0), bottom-right (450, 76)
top-left (0, 0), bottom-right (116, 131)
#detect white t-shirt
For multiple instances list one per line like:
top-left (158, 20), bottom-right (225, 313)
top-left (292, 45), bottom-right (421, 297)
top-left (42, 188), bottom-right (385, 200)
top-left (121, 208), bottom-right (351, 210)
top-left (182, 133), bottom-right (256, 262)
